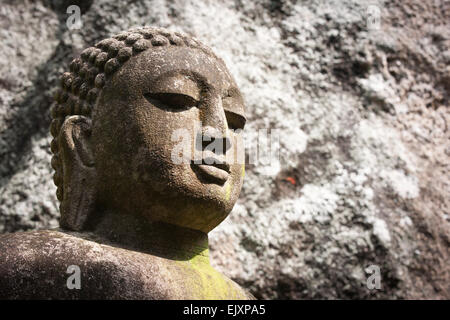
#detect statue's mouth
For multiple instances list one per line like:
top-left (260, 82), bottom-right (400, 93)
top-left (191, 158), bottom-right (230, 185)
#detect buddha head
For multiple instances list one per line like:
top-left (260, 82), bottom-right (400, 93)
top-left (50, 27), bottom-right (246, 234)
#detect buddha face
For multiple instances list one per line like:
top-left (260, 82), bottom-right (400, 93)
top-left (90, 46), bottom-right (246, 233)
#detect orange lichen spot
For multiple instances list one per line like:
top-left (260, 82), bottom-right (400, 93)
top-left (284, 176), bottom-right (296, 185)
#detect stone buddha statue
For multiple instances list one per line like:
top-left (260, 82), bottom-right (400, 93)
top-left (0, 27), bottom-right (252, 299)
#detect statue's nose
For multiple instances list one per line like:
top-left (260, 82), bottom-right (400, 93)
top-left (201, 96), bottom-right (228, 134)
top-left (200, 96), bottom-right (231, 155)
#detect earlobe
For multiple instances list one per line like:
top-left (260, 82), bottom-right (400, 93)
top-left (58, 115), bottom-right (96, 231)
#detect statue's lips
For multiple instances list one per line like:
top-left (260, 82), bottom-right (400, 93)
top-left (191, 161), bottom-right (230, 184)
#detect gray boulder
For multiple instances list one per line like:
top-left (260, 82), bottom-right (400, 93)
top-left (0, 0), bottom-right (448, 299)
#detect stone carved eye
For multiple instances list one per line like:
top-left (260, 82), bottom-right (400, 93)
top-left (225, 110), bottom-right (246, 131)
top-left (223, 96), bottom-right (246, 130)
top-left (144, 92), bottom-right (198, 112)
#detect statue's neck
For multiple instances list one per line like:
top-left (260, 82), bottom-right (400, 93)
top-left (83, 209), bottom-right (210, 262)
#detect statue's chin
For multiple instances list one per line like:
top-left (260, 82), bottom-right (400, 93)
top-left (141, 191), bottom-right (232, 233)
top-left (154, 171), bottom-right (236, 210)
top-left (106, 165), bottom-right (238, 232)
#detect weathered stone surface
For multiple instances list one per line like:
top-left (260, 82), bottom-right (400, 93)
top-left (0, 229), bottom-right (251, 299)
top-left (0, 0), bottom-right (449, 299)
top-left (0, 25), bottom-right (251, 299)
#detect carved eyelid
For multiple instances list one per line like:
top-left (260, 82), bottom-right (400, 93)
top-left (149, 75), bottom-right (202, 102)
top-left (144, 92), bottom-right (199, 112)
top-left (222, 92), bottom-right (246, 124)
top-left (147, 92), bottom-right (198, 103)
top-left (224, 110), bottom-right (246, 130)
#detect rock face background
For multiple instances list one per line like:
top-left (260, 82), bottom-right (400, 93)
top-left (1, 0), bottom-right (449, 299)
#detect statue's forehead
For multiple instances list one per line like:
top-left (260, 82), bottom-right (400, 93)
top-left (117, 46), bottom-right (236, 92)
top-left (105, 46), bottom-right (245, 118)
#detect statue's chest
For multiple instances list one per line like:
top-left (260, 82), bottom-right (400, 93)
top-left (62, 244), bottom-right (251, 299)
top-left (142, 257), bottom-right (249, 300)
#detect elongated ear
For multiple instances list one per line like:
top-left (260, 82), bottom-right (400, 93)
top-left (58, 115), bottom-right (96, 231)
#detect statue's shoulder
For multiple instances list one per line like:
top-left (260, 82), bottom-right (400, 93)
top-left (0, 229), bottom-right (106, 269)
top-left (225, 276), bottom-right (256, 300)
top-left (205, 266), bottom-right (256, 300)
top-left (0, 230), bottom-right (254, 300)
top-left (0, 229), bottom-right (165, 299)
top-left (0, 230), bottom-right (71, 299)
top-left (0, 229), bottom-right (71, 271)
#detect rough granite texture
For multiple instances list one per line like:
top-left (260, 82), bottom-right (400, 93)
top-left (0, 230), bottom-right (253, 299)
top-left (0, 0), bottom-right (449, 299)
